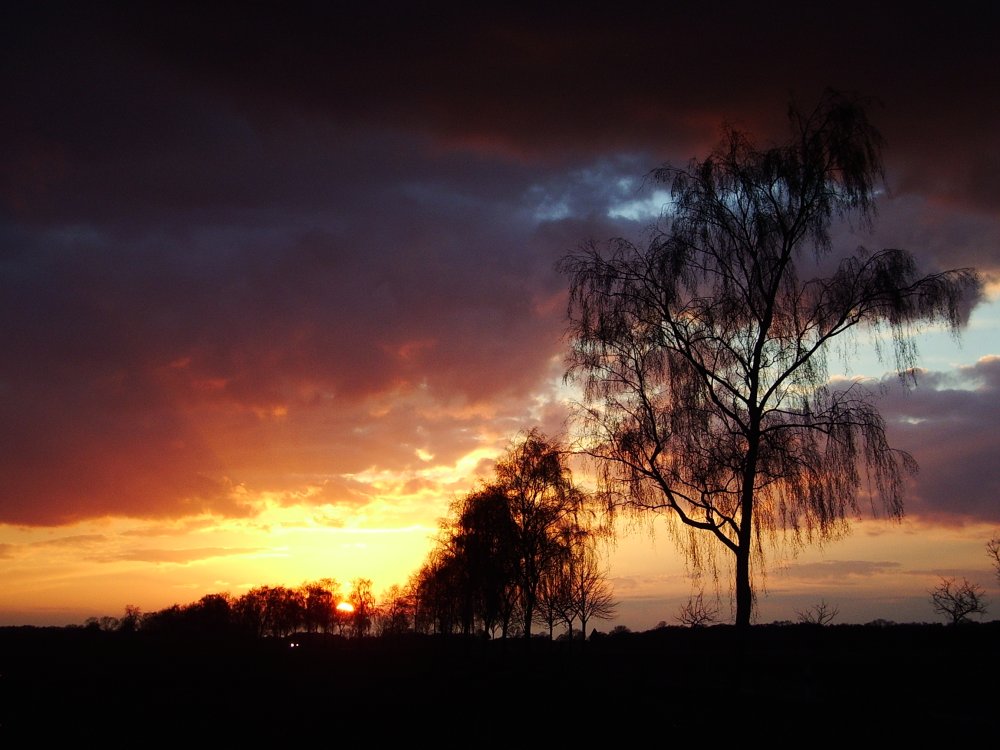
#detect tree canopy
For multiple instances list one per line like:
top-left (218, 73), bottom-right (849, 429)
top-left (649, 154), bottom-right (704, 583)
top-left (560, 89), bottom-right (982, 628)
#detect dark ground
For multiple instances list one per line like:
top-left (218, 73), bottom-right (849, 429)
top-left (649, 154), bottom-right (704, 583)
top-left (2, 622), bottom-right (997, 745)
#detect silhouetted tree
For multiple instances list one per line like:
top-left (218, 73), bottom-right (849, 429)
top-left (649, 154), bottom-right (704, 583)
top-left (348, 578), bottom-right (376, 638)
top-left (451, 484), bottom-right (521, 637)
top-left (299, 578), bottom-right (340, 634)
top-left (676, 590), bottom-right (720, 627)
top-left (413, 430), bottom-right (594, 640)
top-left (84, 615), bottom-right (120, 632)
top-left (541, 512), bottom-right (617, 641)
top-left (375, 583), bottom-right (415, 635)
top-left (269, 585), bottom-right (306, 637)
top-left (796, 600), bottom-right (840, 625)
top-left (988, 536), bottom-right (1000, 584)
top-left (235, 585), bottom-right (304, 637)
top-left (118, 604), bottom-right (142, 634)
top-left (560, 89), bottom-right (982, 629)
top-left (185, 593), bottom-right (235, 636)
top-left (930, 577), bottom-right (987, 625)
top-left (234, 587), bottom-right (269, 637)
top-left (412, 553), bottom-right (453, 634)
top-left (495, 429), bottom-right (586, 639)
top-left (137, 605), bottom-right (183, 635)
top-left (567, 549), bottom-right (617, 640)
top-left (536, 560), bottom-right (573, 639)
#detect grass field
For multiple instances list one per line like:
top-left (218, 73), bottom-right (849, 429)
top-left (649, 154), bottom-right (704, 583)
top-left (2, 622), bottom-right (997, 744)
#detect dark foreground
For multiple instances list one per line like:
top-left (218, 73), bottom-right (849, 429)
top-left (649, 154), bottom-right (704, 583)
top-left (2, 622), bottom-right (998, 744)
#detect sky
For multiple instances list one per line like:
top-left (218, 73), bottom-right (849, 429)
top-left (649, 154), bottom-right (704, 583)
top-left (2, 2), bottom-right (999, 630)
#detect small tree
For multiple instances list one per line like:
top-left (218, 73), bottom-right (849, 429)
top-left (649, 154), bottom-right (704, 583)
top-left (930, 577), bottom-right (987, 625)
top-left (676, 590), bottom-right (720, 627)
top-left (795, 600), bottom-right (840, 625)
top-left (568, 548), bottom-right (617, 640)
top-left (348, 578), bottom-right (376, 637)
top-left (988, 536), bottom-right (1000, 584)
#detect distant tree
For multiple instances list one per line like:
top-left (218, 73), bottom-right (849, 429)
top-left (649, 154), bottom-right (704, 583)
top-left (118, 604), bottom-right (142, 633)
top-left (450, 484), bottom-right (521, 637)
top-left (495, 429), bottom-right (586, 639)
top-left (375, 583), bottom-right (415, 636)
top-left (235, 585), bottom-right (304, 638)
top-left (348, 578), bottom-right (377, 638)
top-left (535, 563), bottom-right (571, 639)
top-left (185, 593), bottom-right (235, 636)
top-left (84, 615), bottom-right (120, 632)
top-left (137, 605), bottom-right (183, 635)
top-left (413, 429), bottom-right (595, 640)
top-left (266, 585), bottom-right (305, 637)
top-left (536, 495), bottom-right (616, 641)
top-left (233, 588), bottom-right (268, 637)
top-left (930, 577), bottom-right (988, 625)
top-left (988, 536), bottom-right (1000, 584)
top-left (569, 553), bottom-right (617, 640)
top-left (411, 550), bottom-right (463, 635)
top-left (676, 590), bottom-right (720, 627)
top-left (560, 89), bottom-right (982, 629)
top-left (795, 600), bottom-right (840, 625)
top-left (865, 618), bottom-right (896, 628)
top-left (299, 578), bottom-right (340, 634)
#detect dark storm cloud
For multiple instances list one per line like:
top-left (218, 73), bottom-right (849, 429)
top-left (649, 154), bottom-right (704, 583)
top-left (2, 3), bottom-right (997, 525)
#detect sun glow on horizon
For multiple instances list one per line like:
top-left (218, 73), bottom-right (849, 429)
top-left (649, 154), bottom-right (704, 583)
top-left (0, 497), bottom-right (442, 626)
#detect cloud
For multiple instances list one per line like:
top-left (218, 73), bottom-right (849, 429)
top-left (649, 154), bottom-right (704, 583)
top-left (31, 535), bottom-right (108, 548)
top-left (1, 3), bottom-right (997, 531)
top-left (878, 357), bottom-right (1000, 524)
top-left (781, 560), bottom-right (903, 581)
top-left (87, 547), bottom-right (268, 565)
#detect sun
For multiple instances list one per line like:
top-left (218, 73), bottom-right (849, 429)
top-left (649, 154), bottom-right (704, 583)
top-left (336, 601), bottom-right (355, 614)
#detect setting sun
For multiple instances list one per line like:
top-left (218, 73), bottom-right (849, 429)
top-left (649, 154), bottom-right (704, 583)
top-left (336, 602), bottom-right (355, 614)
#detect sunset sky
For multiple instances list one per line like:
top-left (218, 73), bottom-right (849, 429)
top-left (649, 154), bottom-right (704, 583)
top-left (3, 3), bottom-right (998, 630)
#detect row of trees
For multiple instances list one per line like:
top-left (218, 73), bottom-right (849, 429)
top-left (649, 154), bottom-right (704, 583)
top-left (88, 523), bottom-right (997, 639)
top-left (87, 578), bottom-right (381, 639)
top-left (88, 432), bottom-right (620, 643)
top-left (409, 429), bottom-right (616, 640)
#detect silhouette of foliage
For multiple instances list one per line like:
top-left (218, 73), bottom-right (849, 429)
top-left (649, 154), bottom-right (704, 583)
top-left (348, 578), bottom-right (376, 637)
top-left (676, 590), bottom-right (720, 627)
top-left (796, 600), bottom-right (840, 625)
top-left (988, 536), bottom-right (1000, 584)
top-left (560, 89), bottom-right (982, 628)
top-left (930, 577), bottom-right (988, 625)
top-left (413, 429), bottom-right (614, 640)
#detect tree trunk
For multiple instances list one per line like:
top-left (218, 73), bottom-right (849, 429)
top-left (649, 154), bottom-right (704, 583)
top-left (734, 538), bottom-right (753, 629)
top-left (735, 426), bottom-right (760, 629)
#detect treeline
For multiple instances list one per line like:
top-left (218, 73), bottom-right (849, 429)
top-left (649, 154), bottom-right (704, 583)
top-left (86, 577), bottom-right (380, 640)
top-left (86, 430), bottom-right (618, 642)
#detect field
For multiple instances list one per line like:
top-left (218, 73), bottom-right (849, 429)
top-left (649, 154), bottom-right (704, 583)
top-left (2, 622), bottom-right (997, 744)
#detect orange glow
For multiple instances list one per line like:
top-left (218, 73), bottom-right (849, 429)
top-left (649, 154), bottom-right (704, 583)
top-left (336, 601), bottom-right (355, 614)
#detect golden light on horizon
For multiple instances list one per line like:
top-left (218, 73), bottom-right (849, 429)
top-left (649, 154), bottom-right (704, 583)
top-left (336, 601), bottom-right (354, 614)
